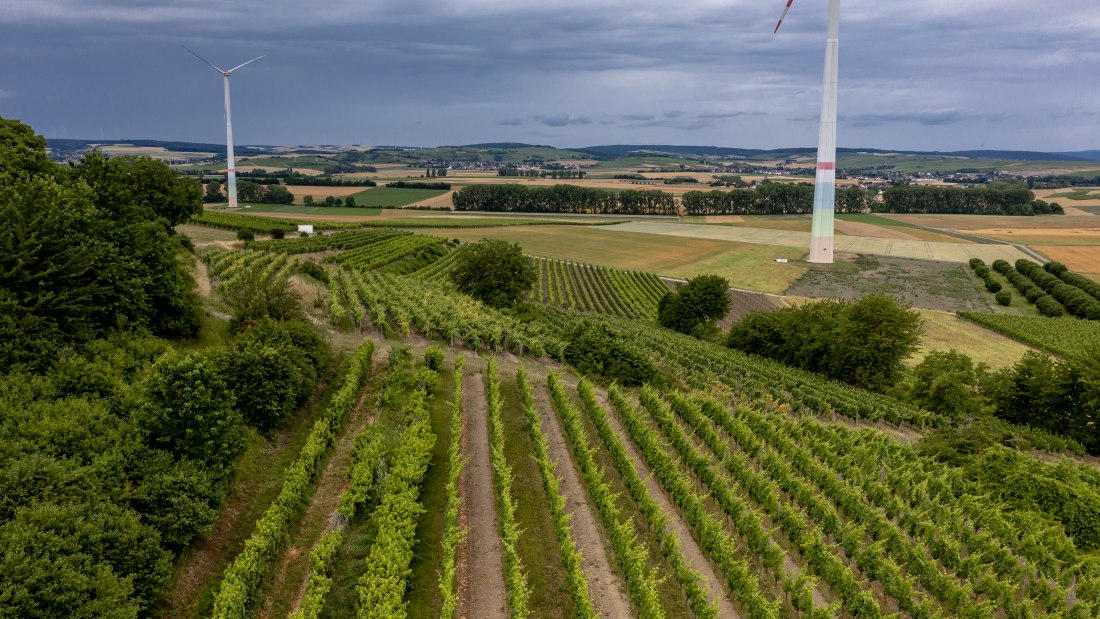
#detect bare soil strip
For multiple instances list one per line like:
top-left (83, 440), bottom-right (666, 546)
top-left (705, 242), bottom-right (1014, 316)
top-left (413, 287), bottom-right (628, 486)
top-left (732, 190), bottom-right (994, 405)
top-left (457, 373), bottom-right (509, 619)
top-left (593, 389), bottom-right (741, 618)
top-left (261, 385), bottom-right (376, 618)
top-left (533, 381), bottom-right (634, 618)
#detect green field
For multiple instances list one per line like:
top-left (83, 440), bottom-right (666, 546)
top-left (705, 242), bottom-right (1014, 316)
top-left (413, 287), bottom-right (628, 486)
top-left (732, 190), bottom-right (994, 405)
top-left (441, 225), bottom-right (806, 293)
top-left (207, 203), bottom-right (382, 216)
top-left (348, 186), bottom-right (449, 207)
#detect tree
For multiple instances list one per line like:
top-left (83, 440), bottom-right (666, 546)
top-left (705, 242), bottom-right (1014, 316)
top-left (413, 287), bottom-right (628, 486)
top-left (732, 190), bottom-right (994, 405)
top-left (345, 196), bottom-right (356, 207)
top-left (204, 180), bottom-right (223, 203)
top-left (223, 267), bottom-right (303, 326)
top-left (658, 274), bottom-right (731, 338)
top-left (136, 351), bottom-right (245, 475)
top-left (449, 239), bottom-right (536, 308)
top-left (908, 350), bottom-right (988, 422)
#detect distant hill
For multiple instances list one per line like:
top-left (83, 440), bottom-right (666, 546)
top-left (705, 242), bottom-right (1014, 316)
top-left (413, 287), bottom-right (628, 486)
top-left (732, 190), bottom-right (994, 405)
top-left (46, 138), bottom-right (272, 157)
top-left (577, 144), bottom-right (1094, 163)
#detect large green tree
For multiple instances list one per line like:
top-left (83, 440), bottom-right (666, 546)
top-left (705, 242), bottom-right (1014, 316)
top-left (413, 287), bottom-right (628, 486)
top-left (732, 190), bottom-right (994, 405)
top-left (658, 273), bottom-right (731, 338)
top-left (449, 239), bottom-right (536, 308)
top-left (0, 117), bottom-right (203, 370)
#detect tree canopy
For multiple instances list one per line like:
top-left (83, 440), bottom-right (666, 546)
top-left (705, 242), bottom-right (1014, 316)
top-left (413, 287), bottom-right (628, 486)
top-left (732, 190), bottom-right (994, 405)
top-left (449, 239), bottom-right (537, 308)
top-left (657, 273), bottom-right (731, 338)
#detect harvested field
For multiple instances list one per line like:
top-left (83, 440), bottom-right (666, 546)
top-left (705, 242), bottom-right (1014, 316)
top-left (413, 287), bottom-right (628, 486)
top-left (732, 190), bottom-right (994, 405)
top-left (834, 219), bottom-right (921, 240)
top-left (1035, 246), bottom-right (1100, 275)
top-left (883, 213), bottom-right (1100, 231)
top-left (967, 228), bottom-right (1100, 246)
top-left (284, 185), bottom-right (369, 199)
top-left (607, 220), bottom-right (1031, 264)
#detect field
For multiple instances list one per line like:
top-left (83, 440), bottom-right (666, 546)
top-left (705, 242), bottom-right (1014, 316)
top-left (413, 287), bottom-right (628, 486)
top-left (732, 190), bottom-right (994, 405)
top-left (439, 225), bottom-right (808, 293)
top-left (958, 312), bottom-right (1100, 359)
top-left (911, 309), bottom-right (1036, 370)
top-left (208, 203), bottom-right (383, 217)
top-left (1037, 246), bottom-right (1100, 279)
top-left (347, 186), bottom-right (450, 207)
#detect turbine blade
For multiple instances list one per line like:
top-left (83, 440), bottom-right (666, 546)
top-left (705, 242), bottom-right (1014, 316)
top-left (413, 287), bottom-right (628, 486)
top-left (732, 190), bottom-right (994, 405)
top-left (183, 46), bottom-right (225, 73)
top-left (774, 0), bottom-right (795, 34)
top-left (227, 55), bottom-right (264, 74)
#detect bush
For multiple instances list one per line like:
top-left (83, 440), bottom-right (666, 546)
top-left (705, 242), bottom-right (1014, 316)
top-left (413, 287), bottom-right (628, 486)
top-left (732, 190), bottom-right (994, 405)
top-left (907, 350), bottom-right (987, 422)
top-left (995, 290), bottom-right (1011, 306)
top-left (137, 350), bottom-right (246, 475)
top-left (296, 261), bottom-right (328, 283)
top-left (728, 293), bottom-right (922, 392)
top-left (237, 228), bottom-right (255, 242)
top-left (564, 320), bottom-right (661, 386)
top-left (223, 268), bottom-right (303, 326)
top-left (216, 319), bottom-right (326, 433)
top-left (985, 280), bottom-right (1002, 293)
top-left (974, 265), bottom-right (990, 279)
top-left (271, 228), bottom-right (285, 240)
top-left (424, 347), bottom-right (444, 371)
top-left (657, 274), bottom-right (731, 337)
top-left (449, 239), bottom-right (536, 308)
top-left (1035, 295), bottom-right (1065, 317)
top-left (1044, 261), bottom-right (1068, 276)
top-left (992, 259), bottom-right (1010, 274)
top-left (1025, 286), bottom-right (1045, 303)
top-left (969, 258), bottom-right (985, 270)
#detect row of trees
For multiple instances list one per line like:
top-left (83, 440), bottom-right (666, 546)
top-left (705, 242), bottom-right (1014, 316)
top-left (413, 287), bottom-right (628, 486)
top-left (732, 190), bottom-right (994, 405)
top-left (452, 184), bottom-right (676, 215)
top-left (877, 182), bottom-right (1062, 215)
top-left (304, 195), bottom-right (357, 207)
top-left (205, 180), bottom-right (295, 204)
top-left (497, 168), bottom-right (589, 179)
top-left (681, 184), bottom-right (872, 215)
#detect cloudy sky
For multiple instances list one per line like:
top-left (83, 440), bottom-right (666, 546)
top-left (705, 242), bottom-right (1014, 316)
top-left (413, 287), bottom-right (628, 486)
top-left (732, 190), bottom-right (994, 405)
top-left (2, 0), bottom-right (1098, 151)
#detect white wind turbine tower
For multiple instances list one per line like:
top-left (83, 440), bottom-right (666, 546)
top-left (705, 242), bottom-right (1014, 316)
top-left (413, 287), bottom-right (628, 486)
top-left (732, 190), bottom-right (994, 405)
top-left (186, 47), bottom-right (264, 209)
top-left (774, 0), bottom-right (839, 264)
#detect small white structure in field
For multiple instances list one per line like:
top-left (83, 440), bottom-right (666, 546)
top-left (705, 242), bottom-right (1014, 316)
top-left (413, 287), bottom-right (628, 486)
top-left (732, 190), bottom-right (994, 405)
top-left (298, 224), bottom-right (315, 235)
top-left (776, 258), bottom-right (789, 263)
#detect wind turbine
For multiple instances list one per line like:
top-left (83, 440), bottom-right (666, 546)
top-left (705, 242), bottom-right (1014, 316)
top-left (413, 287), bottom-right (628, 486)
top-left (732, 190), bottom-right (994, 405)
top-left (185, 47), bottom-right (263, 209)
top-left (775, 0), bottom-right (839, 264)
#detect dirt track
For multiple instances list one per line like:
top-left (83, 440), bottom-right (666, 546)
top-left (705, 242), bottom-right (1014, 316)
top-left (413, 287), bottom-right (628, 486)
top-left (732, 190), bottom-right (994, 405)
top-left (458, 373), bottom-right (508, 619)
top-left (534, 380), bottom-right (634, 618)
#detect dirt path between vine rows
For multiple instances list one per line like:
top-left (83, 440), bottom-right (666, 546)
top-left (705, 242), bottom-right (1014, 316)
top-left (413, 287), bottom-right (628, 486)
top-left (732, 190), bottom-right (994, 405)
top-left (261, 384), bottom-right (376, 618)
top-left (533, 381), bottom-right (634, 619)
top-left (593, 389), bottom-right (741, 619)
top-left (457, 373), bottom-right (508, 619)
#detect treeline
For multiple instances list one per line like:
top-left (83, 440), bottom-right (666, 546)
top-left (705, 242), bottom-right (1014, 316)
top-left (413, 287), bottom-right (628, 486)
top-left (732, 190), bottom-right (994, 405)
top-left (389, 181), bottom-right (451, 190)
top-left (498, 168), bottom-right (588, 179)
top-left (876, 183), bottom-right (1062, 216)
top-left (284, 176), bottom-right (376, 187)
top-left (726, 294), bottom-right (923, 393)
top-left (682, 184), bottom-right (871, 215)
top-left (237, 180), bottom-right (294, 204)
top-left (452, 184), bottom-right (676, 215)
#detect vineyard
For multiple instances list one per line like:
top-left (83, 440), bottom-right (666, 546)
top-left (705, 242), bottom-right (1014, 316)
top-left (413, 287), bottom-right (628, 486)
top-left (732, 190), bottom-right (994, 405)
top-left (191, 210), bottom-right (362, 232)
top-left (331, 235), bottom-right (447, 272)
top-left (199, 338), bottom-right (1098, 618)
top-left (958, 312), bottom-right (1100, 359)
top-left (204, 249), bottom-right (297, 295)
top-left (527, 256), bottom-right (669, 320)
top-left (249, 229), bottom-right (410, 254)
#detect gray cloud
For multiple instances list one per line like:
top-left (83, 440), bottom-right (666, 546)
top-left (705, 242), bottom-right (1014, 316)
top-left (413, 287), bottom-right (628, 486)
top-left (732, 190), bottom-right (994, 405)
top-left (843, 109), bottom-right (990, 128)
top-left (0, 0), bottom-right (1097, 150)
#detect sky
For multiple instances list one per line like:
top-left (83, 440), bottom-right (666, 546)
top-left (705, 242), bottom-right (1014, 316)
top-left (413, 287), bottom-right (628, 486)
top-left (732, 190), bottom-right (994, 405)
top-left (1, 0), bottom-right (1099, 152)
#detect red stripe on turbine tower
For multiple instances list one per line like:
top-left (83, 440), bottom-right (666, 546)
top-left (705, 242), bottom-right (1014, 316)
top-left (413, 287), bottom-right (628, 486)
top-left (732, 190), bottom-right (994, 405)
top-left (817, 162), bottom-right (836, 170)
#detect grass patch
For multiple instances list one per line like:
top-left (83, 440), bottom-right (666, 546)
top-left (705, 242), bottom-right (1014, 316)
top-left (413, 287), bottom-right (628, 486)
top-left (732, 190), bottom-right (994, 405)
top-left (442, 225), bottom-right (806, 294)
top-left (837, 213), bottom-right (921, 228)
top-left (1047, 188), bottom-right (1100, 201)
top-left (348, 186), bottom-right (449, 207)
top-left (176, 223), bottom-right (241, 244)
top-left (911, 309), bottom-right (1035, 370)
top-left (498, 372), bottom-right (576, 618)
top-left (404, 366), bottom-right (454, 618)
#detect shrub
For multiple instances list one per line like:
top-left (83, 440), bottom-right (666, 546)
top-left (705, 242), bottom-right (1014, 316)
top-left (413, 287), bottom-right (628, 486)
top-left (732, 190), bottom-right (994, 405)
top-left (223, 268), bottom-right (303, 326)
top-left (1035, 295), bottom-right (1065, 317)
top-left (424, 347), bottom-right (444, 371)
top-left (564, 320), bottom-right (661, 386)
top-left (657, 274), bottom-right (731, 337)
top-left (992, 259), bottom-right (1010, 274)
top-left (1025, 287), bottom-right (1046, 303)
top-left (974, 265), bottom-right (990, 279)
top-left (985, 280), bottom-right (1002, 293)
top-left (1044, 261), bottom-right (1068, 276)
top-left (271, 228), bottom-right (285, 240)
top-left (908, 350), bottom-right (987, 422)
top-left (995, 291), bottom-right (1011, 306)
top-left (296, 261), bottom-right (328, 283)
top-left (237, 228), bottom-right (255, 241)
top-left (969, 258), bottom-right (985, 270)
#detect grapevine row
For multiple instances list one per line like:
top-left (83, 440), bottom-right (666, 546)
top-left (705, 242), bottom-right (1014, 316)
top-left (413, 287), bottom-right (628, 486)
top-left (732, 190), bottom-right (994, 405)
top-left (332, 234), bottom-right (445, 271)
top-left (546, 373), bottom-right (666, 618)
top-left (603, 384), bottom-right (782, 619)
top-left (250, 228), bottom-right (410, 254)
top-left (439, 356), bottom-right (465, 619)
top-left (574, 379), bottom-right (719, 619)
top-left (355, 384), bottom-right (437, 618)
top-left (516, 367), bottom-right (599, 618)
top-left (210, 340), bottom-right (374, 618)
top-left (485, 358), bottom-right (531, 617)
